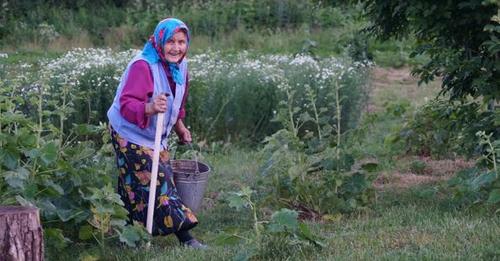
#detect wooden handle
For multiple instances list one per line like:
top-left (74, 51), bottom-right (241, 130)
top-left (146, 112), bottom-right (164, 234)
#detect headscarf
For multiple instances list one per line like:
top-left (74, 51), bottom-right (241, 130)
top-left (142, 18), bottom-right (190, 85)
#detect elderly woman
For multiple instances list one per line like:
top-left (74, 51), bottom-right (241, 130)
top-left (107, 18), bottom-right (205, 249)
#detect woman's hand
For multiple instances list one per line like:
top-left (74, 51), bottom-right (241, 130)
top-left (145, 93), bottom-right (168, 116)
top-left (175, 120), bottom-right (192, 144)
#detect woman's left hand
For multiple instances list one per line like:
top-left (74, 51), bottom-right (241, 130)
top-left (178, 127), bottom-right (192, 144)
top-left (175, 120), bottom-right (192, 144)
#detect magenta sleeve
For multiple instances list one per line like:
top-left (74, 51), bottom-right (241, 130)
top-left (119, 60), bottom-right (153, 129)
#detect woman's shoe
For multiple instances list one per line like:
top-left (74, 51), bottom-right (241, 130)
top-left (181, 238), bottom-right (208, 249)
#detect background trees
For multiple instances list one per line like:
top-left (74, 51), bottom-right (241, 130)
top-left (364, 0), bottom-right (499, 102)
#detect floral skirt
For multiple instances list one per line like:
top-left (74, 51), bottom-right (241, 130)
top-left (110, 127), bottom-right (198, 236)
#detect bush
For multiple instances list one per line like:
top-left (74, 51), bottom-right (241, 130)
top-left (1, 0), bottom-right (362, 49)
top-left (394, 99), bottom-right (497, 159)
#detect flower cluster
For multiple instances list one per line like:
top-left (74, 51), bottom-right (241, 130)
top-left (4, 48), bottom-right (371, 141)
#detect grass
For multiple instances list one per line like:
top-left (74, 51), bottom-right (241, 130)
top-left (5, 26), bottom-right (362, 58)
top-left (319, 187), bottom-right (500, 260)
top-left (49, 148), bottom-right (500, 260)
top-left (350, 67), bottom-right (441, 169)
top-left (48, 133), bottom-right (500, 260)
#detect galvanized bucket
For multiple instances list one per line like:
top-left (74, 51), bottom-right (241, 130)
top-left (172, 160), bottom-right (211, 213)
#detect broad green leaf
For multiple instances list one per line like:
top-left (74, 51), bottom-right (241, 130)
top-left (321, 158), bottom-right (336, 171)
top-left (25, 148), bottom-right (40, 159)
top-left (487, 189), bottom-right (500, 204)
top-left (471, 171), bottom-right (497, 190)
top-left (267, 208), bottom-right (298, 233)
top-left (110, 218), bottom-right (127, 227)
top-left (43, 180), bottom-right (64, 195)
top-left (45, 228), bottom-right (72, 250)
top-left (3, 167), bottom-right (29, 189)
top-left (56, 208), bottom-right (75, 222)
top-left (117, 226), bottom-right (141, 247)
top-left (226, 193), bottom-right (249, 210)
top-left (23, 182), bottom-right (39, 199)
top-left (18, 129), bottom-right (37, 148)
top-left (72, 123), bottom-right (98, 136)
top-left (299, 112), bottom-right (313, 122)
top-left (15, 195), bottom-right (35, 207)
top-left (112, 205), bottom-right (129, 219)
top-left (298, 222), bottom-right (313, 239)
top-left (78, 225), bottom-right (94, 240)
top-left (0, 148), bottom-right (19, 170)
top-left (40, 142), bottom-right (58, 165)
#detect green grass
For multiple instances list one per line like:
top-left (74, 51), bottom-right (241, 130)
top-left (47, 147), bottom-right (500, 261)
top-left (318, 188), bottom-right (500, 260)
top-left (0, 50), bottom-right (61, 65)
top-left (45, 67), bottom-right (500, 261)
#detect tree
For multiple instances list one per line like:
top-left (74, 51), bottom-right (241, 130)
top-left (364, 0), bottom-right (499, 102)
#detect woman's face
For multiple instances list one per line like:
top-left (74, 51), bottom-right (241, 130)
top-left (163, 30), bottom-right (188, 63)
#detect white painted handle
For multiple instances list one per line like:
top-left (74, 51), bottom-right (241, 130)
top-left (146, 112), bottom-right (164, 234)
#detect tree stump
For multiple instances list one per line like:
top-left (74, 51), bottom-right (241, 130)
top-left (0, 206), bottom-right (44, 261)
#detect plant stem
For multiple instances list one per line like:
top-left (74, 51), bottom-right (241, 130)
top-left (335, 81), bottom-right (341, 171)
top-left (486, 136), bottom-right (498, 177)
top-left (60, 87), bottom-right (66, 148)
top-left (312, 99), bottom-right (321, 141)
top-left (287, 89), bottom-right (297, 136)
top-left (249, 200), bottom-right (260, 239)
top-left (207, 94), bottom-right (232, 138)
top-left (37, 84), bottom-right (43, 148)
top-left (307, 87), bottom-right (322, 141)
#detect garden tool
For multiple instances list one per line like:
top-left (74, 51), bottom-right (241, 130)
top-left (146, 110), bottom-right (165, 234)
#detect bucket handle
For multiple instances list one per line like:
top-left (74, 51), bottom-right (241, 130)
top-left (174, 141), bottom-right (200, 175)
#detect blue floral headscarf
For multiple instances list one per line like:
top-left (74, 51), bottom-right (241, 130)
top-left (142, 18), bottom-right (190, 85)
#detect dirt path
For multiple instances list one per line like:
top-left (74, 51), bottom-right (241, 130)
top-left (368, 67), bottom-right (474, 190)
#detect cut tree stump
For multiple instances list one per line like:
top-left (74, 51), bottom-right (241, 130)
top-left (0, 206), bottom-right (44, 261)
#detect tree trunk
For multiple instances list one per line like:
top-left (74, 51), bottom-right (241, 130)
top-left (0, 206), bottom-right (44, 261)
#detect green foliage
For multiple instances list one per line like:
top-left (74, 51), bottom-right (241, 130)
top-left (1, 0), bottom-right (364, 50)
top-left (258, 60), bottom-right (376, 214)
top-left (448, 131), bottom-right (500, 209)
top-left (364, 0), bottom-right (500, 102)
top-left (222, 187), bottom-right (323, 260)
top-left (0, 67), bottom-right (147, 251)
top-left (392, 99), bottom-right (497, 158)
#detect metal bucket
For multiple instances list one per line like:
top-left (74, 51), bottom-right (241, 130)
top-left (172, 160), bottom-right (211, 213)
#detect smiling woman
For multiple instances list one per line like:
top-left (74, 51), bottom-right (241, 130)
top-left (106, 18), bottom-right (206, 249)
top-left (163, 30), bottom-right (188, 63)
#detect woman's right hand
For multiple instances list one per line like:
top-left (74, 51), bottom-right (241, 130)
top-left (146, 93), bottom-right (168, 116)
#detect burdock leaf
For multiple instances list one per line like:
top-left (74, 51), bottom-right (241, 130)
top-left (267, 208), bottom-right (298, 233)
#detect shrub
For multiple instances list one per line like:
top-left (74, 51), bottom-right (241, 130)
top-left (395, 99), bottom-right (497, 159)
